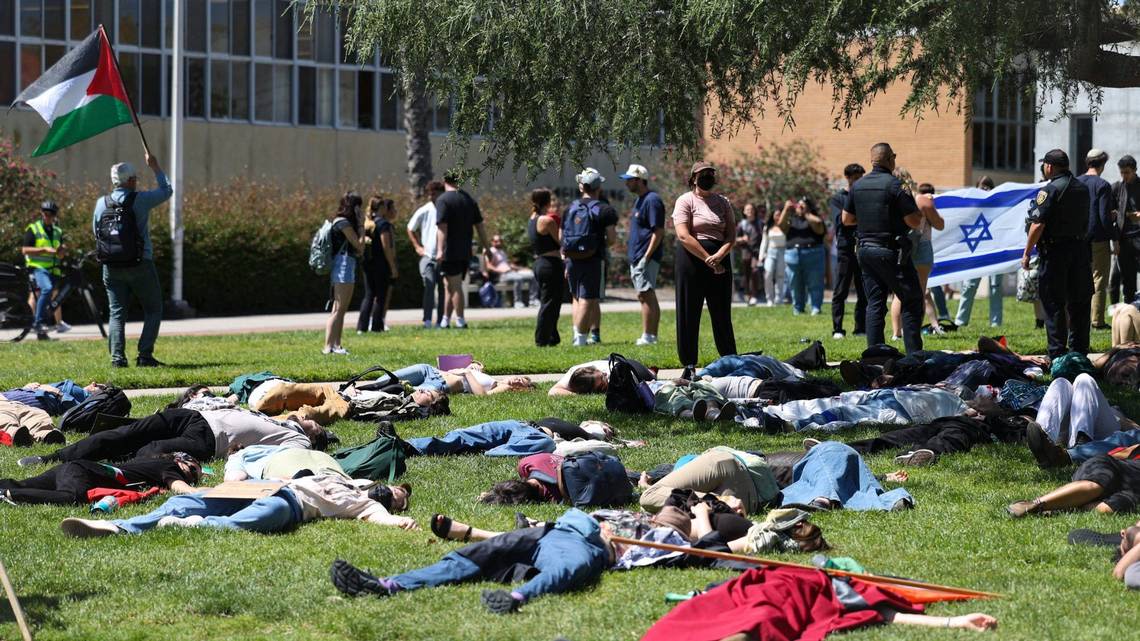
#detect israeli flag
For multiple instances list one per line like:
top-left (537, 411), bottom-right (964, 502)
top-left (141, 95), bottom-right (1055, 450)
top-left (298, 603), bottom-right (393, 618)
top-left (927, 181), bottom-right (1045, 288)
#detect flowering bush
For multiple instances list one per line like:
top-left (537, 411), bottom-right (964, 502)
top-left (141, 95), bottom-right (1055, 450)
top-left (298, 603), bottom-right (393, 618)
top-left (0, 132), bottom-right (59, 264)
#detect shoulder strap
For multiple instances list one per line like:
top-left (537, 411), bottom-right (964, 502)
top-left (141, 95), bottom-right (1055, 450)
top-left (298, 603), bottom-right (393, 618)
top-left (339, 365), bottom-right (400, 393)
top-left (387, 441), bottom-right (398, 483)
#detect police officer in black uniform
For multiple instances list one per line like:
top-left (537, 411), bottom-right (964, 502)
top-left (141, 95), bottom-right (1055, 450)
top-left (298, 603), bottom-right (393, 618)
top-left (1022, 149), bottom-right (1093, 358)
top-left (830, 163), bottom-right (866, 339)
top-left (841, 143), bottom-right (925, 354)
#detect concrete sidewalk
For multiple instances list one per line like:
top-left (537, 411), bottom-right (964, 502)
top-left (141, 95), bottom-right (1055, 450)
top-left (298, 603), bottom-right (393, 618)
top-left (54, 287), bottom-right (681, 341)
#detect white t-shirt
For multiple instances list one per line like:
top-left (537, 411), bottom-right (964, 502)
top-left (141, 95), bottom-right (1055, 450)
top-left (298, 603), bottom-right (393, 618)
top-left (407, 202), bottom-right (438, 255)
top-left (247, 378), bottom-right (287, 409)
top-left (556, 360), bottom-right (612, 390)
top-left (200, 408), bottom-right (312, 458)
top-left (459, 369), bottom-right (497, 393)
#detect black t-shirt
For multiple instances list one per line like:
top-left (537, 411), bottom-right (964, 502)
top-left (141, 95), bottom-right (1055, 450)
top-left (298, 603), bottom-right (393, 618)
top-left (331, 217), bottom-right (356, 255)
top-left (785, 214), bottom-right (824, 248)
top-left (435, 189), bottom-right (484, 262)
top-left (1124, 181), bottom-right (1140, 238)
top-left (829, 189), bottom-right (856, 248)
top-left (365, 217), bottom-right (393, 270)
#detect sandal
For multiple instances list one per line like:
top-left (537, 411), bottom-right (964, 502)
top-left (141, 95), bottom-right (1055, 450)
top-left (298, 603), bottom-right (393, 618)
top-left (430, 514), bottom-right (471, 542)
top-left (1006, 499), bottom-right (1042, 518)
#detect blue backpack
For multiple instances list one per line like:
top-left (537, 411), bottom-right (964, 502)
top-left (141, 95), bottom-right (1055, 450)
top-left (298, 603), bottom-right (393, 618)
top-left (559, 451), bottom-right (634, 508)
top-left (562, 199), bottom-right (603, 259)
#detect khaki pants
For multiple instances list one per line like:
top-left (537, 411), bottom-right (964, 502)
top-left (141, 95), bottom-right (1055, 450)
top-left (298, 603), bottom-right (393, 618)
top-left (1092, 241), bottom-right (1113, 326)
top-left (248, 382), bottom-right (349, 426)
top-left (1113, 305), bottom-right (1140, 347)
top-left (0, 399), bottom-right (62, 445)
top-left (640, 449), bottom-right (758, 515)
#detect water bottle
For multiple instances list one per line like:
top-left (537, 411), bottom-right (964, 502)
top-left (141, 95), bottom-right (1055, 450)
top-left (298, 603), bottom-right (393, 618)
top-left (90, 496), bottom-right (119, 514)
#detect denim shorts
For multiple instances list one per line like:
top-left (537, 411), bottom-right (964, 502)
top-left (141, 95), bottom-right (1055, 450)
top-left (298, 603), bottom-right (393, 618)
top-left (912, 239), bottom-right (934, 267)
top-left (331, 252), bottom-right (356, 285)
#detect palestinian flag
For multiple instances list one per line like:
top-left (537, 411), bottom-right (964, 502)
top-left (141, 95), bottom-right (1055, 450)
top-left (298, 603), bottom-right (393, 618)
top-left (11, 27), bottom-right (135, 156)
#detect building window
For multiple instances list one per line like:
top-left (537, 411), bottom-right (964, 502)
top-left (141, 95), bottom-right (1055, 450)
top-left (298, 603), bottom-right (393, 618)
top-left (20, 0), bottom-right (40, 38)
top-left (186, 0), bottom-right (206, 52)
top-left (141, 0), bottom-right (160, 48)
top-left (19, 44), bottom-right (40, 89)
top-left (210, 0), bottom-right (228, 54)
top-left (140, 52), bottom-right (162, 115)
top-left (210, 58), bottom-right (229, 118)
top-left (43, 0), bottom-right (63, 39)
top-left (119, 0), bottom-right (139, 45)
top-left (972, 78), bottom-right (1035, 174)
top-left (230, 60), bottom-right (248, 120)
top-left (1071, 115), bottom-right (1094, 175)
top-left (380, 71), bottom-right (399, 130)
top-left (186, 57), bottom-right (206, 117)
top-left (0, 41), bottom-right (14, 103)
top-left (0, 0), bottom-right (13, 36)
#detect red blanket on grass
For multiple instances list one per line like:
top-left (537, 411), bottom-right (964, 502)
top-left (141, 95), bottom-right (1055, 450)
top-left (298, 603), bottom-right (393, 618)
top-left (641, 566), bottom-right (922, 641)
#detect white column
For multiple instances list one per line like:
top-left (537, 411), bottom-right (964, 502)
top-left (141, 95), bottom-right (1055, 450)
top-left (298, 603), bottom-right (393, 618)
top-left (169, 0), bottom-right (186, 305)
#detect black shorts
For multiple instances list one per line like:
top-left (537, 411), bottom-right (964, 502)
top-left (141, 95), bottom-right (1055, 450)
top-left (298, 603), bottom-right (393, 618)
top-left (1072, 455), bottom-right (1140, 513)
top-left (567, 258), bottom-right (602, 300)
top-left (440, 259), bottom-right (469, 278)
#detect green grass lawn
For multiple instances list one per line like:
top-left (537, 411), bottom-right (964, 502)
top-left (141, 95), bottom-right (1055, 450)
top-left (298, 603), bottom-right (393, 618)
top-left (1, 303), bottom-right (1136, 640)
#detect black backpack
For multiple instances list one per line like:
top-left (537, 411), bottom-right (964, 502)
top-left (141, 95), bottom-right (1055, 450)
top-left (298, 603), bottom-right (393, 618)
top-left (559, 451), bottom-right (634, 508)
top-left (59, 385), bottom-right (131, 432)
top-left (605, 353), bottom-right (656, 414)
top-left (95, 192), bottom-right (143, 267)
top-left (340, 365), bottom-right (406, 395)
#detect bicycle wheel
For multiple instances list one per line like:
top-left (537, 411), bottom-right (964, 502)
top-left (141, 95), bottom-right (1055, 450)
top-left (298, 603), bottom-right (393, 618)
top-left (82, 287), bottom-right (107, 338)
top-left (0, 290), bottom-right (33, 342)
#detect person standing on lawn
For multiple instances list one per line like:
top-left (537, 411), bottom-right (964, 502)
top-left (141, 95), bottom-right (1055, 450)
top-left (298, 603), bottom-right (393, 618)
top-left (22, 200), bottom-right (69, 340)
top-left (841, 143), bottom-right (925, 354)
top-left (407, 181), bottom-right (447, 328)
top-left (673, 161), bottom-right (738, 380)
top-left (529, 188), bottom-right (564, 347)
top-left (735, 203), bottom-right (765, 306)
top-left (1113, 155), bottom-right (1140, 305)
top-left (357, 196), bottom-right (398, 333)
top-left (323, 192), bottom-right (365, 355)
top-left (92, 152), bottom-right (172, 367)
top-left (435, 171), bottom-right (490, 329)
top-left (563, 168), bottom-right (618, 346)
top-left (621, 164), bottom-right (665, 345)
top-left (1078, 149), bottom-right (1116, 330)
top-left (830, 163), bottom-right (866, 339)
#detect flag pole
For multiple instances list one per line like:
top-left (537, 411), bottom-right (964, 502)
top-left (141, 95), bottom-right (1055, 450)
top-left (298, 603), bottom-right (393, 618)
top-left (607, 536), bottom-right (1002, 600)
top-left (98, 24), bottom-right (150, 157)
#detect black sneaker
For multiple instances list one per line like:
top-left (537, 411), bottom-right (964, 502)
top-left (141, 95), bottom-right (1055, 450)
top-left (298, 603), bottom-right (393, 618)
top-left (111, 359), bottom-right (129, 368)
top-left (1068, 529), bottom-right (1123, 547)
top-left (680, 366), bottom-right (696, 381)
top-left (482, 589), bottom-right (522, 614)
top-left (36, 330), bottom-right (53, 341)
top-left (329, 559), bottom-right (392, 598)
top-left (136, 356), bottom-right (165, 368)
top-left (1025, 421), bottom-right (1071, 469)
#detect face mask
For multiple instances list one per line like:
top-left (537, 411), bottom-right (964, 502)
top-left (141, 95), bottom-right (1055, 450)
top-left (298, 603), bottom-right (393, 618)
top-left (696, 174), bottom-right (716, 190)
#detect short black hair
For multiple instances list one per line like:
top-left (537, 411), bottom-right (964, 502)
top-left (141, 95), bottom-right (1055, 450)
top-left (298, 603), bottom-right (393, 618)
top-left (480, 480), bottom-right (541, 505)
top-left (1120, 155), bottom-right (1137, 171)
top-left (567, 367), bottom-right (602, 394)
top-left (443, 171), bottom-right (461, 185)
top-left (843, 163), bottom-right (865, 178)
top-left (368, 483), bottom-right (412, 511)
top-left (917, 183), bottom-right (935, 195)
top-left (426, 393), bottom-right (450, 416)
top-left (167, 385), bottom-right (212, 410)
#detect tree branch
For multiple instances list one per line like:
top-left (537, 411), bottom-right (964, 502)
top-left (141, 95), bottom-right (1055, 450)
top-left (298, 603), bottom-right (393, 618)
top-left (1073, 49), bottom-right (1140, 87)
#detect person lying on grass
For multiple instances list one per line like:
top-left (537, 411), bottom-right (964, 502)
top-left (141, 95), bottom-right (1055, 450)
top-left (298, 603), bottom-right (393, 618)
top-left (60, 472), bottom-right (415, 537)
top-left (223, 444), bottom-right (348, 481)
top-left (639, 442), bottom-right (912, 516)
top-left (374, 362), bottom-right (536, 395)
top-left (1008, 454), bottom-right (1140, 517)
top-left (330, 507), bottom-right (608, 614)
top-left (548, 360), bottom-right (612, 396)
top-left (18, 406), bottom-right (331, 469)
top-left (1, 452), bottom-right (201, 505)
top-left (429, 502), bottom-right (826, 563)
top-left (1, 380), bottom-right (106, 415)
top-left (407, 417), bottom-right (615, 458)
top-left (174, 382), bottom-right (451, 425)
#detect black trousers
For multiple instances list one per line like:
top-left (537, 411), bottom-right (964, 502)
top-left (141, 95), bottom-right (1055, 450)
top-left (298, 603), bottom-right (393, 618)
top-left (1038, 240), bottom-right (1093, 358)
top-left (358, 263), bottom-right (392, 332)
top-left (0, 461), bottom-right (118, 504)
top-left (46, 409), bottom-right (216, 463)
top-left (831, 246), bottom-right (866, 334)
top-left (675, 240), bottom-right (737, 368)
top-left (1117, 236), bottom-right (1140, 304)
top-left (846, 418), bottom-right (989, 457)
top-left (857, 244), bottom-right (924, 354)
top-left (533, 255), bottom-right (564, 347)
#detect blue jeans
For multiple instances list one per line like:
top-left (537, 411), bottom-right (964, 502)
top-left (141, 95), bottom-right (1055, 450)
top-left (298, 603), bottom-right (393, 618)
top-left (779, 441), bottom-right (913, 511)
top-left (408, 420), bottom-right (555, 457)
top-left (380, 364), bottom-right (449, 392)
top-left (31, 268), bottom-right (55, 327)
top-left (1070, 430), bottom-right (1140, 465)
top-left (955, 275), bottom-right (1004, 326)
top-left (391, 552), bottom-right (483, 591)
top-left (784, 245), bottom-right (825, 313)
top-left (103, 259), bottom-right (163, 362)
top-left (112, 490), bottom-right (303, 534)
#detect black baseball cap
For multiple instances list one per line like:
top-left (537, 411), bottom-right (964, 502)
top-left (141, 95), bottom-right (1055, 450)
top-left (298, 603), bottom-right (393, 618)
top-left (1038, 149), bottom-right (1070, 167)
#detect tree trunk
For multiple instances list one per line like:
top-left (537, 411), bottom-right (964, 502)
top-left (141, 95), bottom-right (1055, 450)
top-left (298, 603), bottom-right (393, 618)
top-left (403, 72), bottom-right (433, 199)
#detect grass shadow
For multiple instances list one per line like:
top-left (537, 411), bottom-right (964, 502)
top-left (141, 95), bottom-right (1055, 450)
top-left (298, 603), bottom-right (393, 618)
top-left (0, 590), bottom-right (97, 629)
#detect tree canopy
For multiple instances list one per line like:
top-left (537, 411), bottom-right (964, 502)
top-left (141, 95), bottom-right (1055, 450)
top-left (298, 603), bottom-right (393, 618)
top-left (302, 0), bottom-right (1140, 176)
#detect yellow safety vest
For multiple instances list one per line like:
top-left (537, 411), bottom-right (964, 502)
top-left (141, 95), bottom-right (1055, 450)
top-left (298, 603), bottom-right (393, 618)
top-left (24, 220), bottom-right (62, 274)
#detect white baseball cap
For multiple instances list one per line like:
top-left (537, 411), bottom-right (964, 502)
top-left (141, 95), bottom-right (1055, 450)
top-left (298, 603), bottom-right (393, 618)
top-left (619, 164), bottom-right (649, 181)
top-left (576, 167), bottom-right (605, 187)
top-left (111, 162), bottom-right (136, 187)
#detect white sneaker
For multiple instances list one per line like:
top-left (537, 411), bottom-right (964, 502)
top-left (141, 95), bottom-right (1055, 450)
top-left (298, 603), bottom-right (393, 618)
top-left (894, 449), bottom-right (937, 467)
top-left (766, 300), bottom-right (775, 307)
top-left (61, 518), bottom-right (123, 538)
top-left (55, 321), bottom-right (72, 333)
top-left (832, 332), bottom-right (845, 340)
top-left (810, 308), bottom-right (822, 316)
top-left (439, 317), bottom-right (450, 329)
top-left (455, 318), bottom-right (468, 329)
top-left (331, 346), bottom-right (349, 355)
top-left (748, 297), bottom-right (759, 306)
top-left (157, 515), bottom-right (205, 529)
top-left (891, 335), bottom-right (901, 342)
top-left (513, 301), bottom-right (525, 309)
top-left (635, 334), bottom-right (658, 346)
top-left (572, 335), bottom-right (588, 347)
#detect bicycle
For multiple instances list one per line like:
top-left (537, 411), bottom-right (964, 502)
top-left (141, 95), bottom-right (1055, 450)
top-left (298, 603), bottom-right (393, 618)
top-left (0, 251), bottom-right (107, 342)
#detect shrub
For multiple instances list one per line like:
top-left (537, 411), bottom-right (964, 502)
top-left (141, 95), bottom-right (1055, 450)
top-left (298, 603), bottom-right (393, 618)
top-left (0, 133), bottom-right (59, 265)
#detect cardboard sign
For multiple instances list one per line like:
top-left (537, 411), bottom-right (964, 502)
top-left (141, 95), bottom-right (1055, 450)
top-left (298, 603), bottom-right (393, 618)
top-left (202, 481), bottom-right (284, 500)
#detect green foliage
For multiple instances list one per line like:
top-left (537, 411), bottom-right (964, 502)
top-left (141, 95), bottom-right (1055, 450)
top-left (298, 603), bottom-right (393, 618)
top-left (0, 133), bottom-right (59, 262)
top-left (308, 1), bottom-right (1138, 176)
